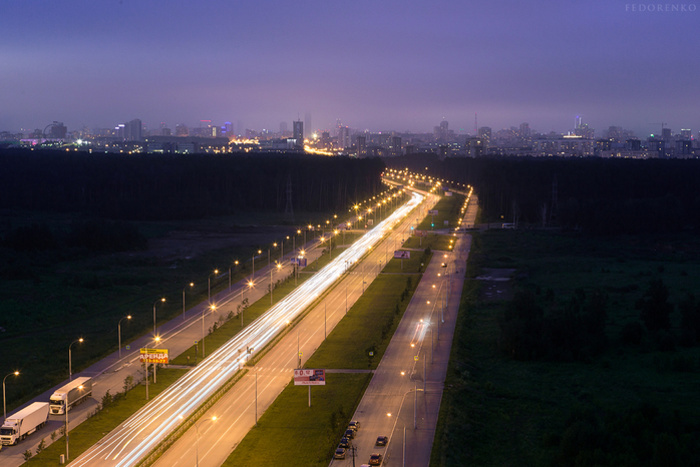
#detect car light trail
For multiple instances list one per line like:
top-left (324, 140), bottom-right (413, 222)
top-left (71, 191), bottom-right (424, 467)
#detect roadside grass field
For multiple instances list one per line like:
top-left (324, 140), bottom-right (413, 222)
top-left (402, 232), bottom-right (455, 252)
top-left (305, 272), bottom-right (422, 370)
top-left (222, 250), bottom-right (427, 466)
top-left (432, 230), bottom-right (700, 466)
top-left (25, 368), bottom-right (188, 465)
top-left (416, 193), bottom-right (465, 231)
top-left (222, 373), bottom-right (371, 467)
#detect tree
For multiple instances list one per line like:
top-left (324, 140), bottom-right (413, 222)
top-left (637, 279), bottom-right (673, 332)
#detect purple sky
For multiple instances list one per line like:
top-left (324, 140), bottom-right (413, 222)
top-left (2, 0), bottom-right (698, 137)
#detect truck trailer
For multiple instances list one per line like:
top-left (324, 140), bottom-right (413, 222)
top-left (49, 377), bottom-right (93, 415)
top-left (0, 402), bottom-right (49, 445)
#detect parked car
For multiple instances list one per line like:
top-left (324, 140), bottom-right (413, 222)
top-left (339, 436), bottom-right (351, 448)
top-left (334, 447), bottom-right (346, 459)
top-left (344, 428), bottom-right (355, 439)
top-left (348, 420), bottom-right (361, 431)
top-left (375, 435), bottom-right (388, 446)
top-left (369, 453), bottom-right (383, 465)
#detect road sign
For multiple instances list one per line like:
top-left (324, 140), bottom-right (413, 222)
top-left (125, 345), bottom-right (130, 350)
top-left (414, 355), bottom-right (419, 361)
top-left (294, 369), bottom-right (326, 386)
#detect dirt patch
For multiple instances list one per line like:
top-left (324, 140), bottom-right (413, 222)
top-left (476, 268), bottom-right (516, 302)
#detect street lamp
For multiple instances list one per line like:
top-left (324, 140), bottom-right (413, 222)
top-left (68, 338), bottom-right (83, 381)
top-left (208, 269), bottom-right (219, 302)
top-left (3, 371), bottom-right (19, 421)
top-left (194, 416), bottom-right (217, 467)
top-left (229, 260), bottom-right (239, 289)
top-left (118, 315), bottom-right (132, 359)
top-left (203, 304), bottom-right (215, 358)
top-left (183, 282), bottom-right (194, 320)
top-left (271, 262), bottom-right (282, 305)
top-left (153, 297), bottom-right (165, 336)
top-left (253, 249), bottom-right (261, 280)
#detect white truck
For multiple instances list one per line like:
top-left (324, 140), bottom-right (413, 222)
top-left (49, 376), bottom-right (93, 415)
top-left (0, 402), bottom-right (49, 445)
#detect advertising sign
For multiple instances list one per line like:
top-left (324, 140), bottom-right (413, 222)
top-left (291, 257), bottom-right (308, 267)
top-left (428, 209), bottom-right (438, 216)
top-left (293, 369), bottom-right (326, 386)
top-left (413, 230), bottom-right (427, 237)
top-left (140, 348), bottom-right (169, 364)
top-left (394, 250), bottom-right (410, 259)
top-left (445, 191), bottom-right (452, 196)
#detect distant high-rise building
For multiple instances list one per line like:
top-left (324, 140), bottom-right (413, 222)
top-left (356, 135), bottom-right (367, 157)
top-left (320, 131), bottom-right (331, 149)
top-left (280, 121), bottom-right (288, 135)
top-left (293, 120), bottom-right (304, 148)
top-left (224, 122), bottom-right (233, 136)
top-left (123, 119), bottom-right (143, 141)
top-left (390, 136), bottom-right (402, 157)
top-left (680, 128), bottom-right (692, 140)
top-left (478, 126), bottom-right (492, 147)
top-left (338, 126), bottom-right (350, 149)
top-left (434, 120), bottom-right (451, 141)
top-left (519, 122), bottom-right (531, 138)
top-left (465, 137), bottom-right (485, 157)
top-left (175, 124), bottom-right (189, 136)
top-left (47, 121), bottom-right (67, 139)
top-left (662, 127), bottom-right (672, 142)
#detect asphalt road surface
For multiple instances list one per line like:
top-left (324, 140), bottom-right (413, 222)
top-left (151, 192), bottom-right (439, 467)
top-left (331, 193), bottom-right (477, 467)
top-left (68, 192), bottom-right (426, 466)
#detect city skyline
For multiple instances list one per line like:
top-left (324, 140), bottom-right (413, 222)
top-left (2, 1), bottom-right (698, 137)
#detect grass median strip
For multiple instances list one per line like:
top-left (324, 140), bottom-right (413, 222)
top-left (221, 250), bottom-right (427, 466)
top-left (25, 368), bottom-right (188, 465)
top-left (222, 373), bottom-right (371, 467)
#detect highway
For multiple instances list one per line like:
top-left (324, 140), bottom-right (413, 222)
top-left (0, 226), bottom-right (330, 467)
top-left (332, 191), bottom-right (477, 467)
top-left (151, 191), bottom-right (439, 467)
top-left (69, 191), bottom-right (426, 466)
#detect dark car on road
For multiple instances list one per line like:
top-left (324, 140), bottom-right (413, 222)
top-left (334, 447), bottom-right (346, 459)
top-left (344, 428), bottom-right (355, 439)
top-left (348, 420), bottom-right (360, 431)
top-left (339, 437), bottom-right (351, 448)
top-left (369, 453), bottom-right (383, 465)
top-left (375, 435), bottom-right (388, 446)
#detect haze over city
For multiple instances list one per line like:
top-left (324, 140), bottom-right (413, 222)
top-left (2, 0), bottom-right (698, 137)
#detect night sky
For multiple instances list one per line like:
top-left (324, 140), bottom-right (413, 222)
top-left (2, 0), bottom-right (698, 136)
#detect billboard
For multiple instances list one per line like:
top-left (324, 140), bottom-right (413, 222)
top-left (394, 250), bottom-right (410, 259)
top-left (294, 369), bottom-right (326, 386)
top-left (428, 209), bottom-right (438, 216)
top-left (414, 230), bottom-right (427, 237)
top-left (291, 257), bottom-right (308, 267)
top-left (445, 191), bottom-right (452, 196)
top-left (140, 348), bottom-right (169, 364)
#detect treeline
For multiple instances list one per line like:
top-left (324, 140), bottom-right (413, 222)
top-left (500, 279), bottom-right (700, 363)
top-left (388, 154), bottom-right (700, 234)
top-left (0, 149), bottom-right (385, 220)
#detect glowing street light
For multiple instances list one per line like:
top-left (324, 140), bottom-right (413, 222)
top-left (118, 315), bottom-right (132, 359)
top-left (183, 282), bottom-right (194, 320)
top-left (68, 338), bottom-right (84, 381)
top-left (3, 371), bottom-right (19, 421)
top-left (208, 269), bottom-right (219, 302)
top-left (153, 297), bottom-right (166, 335)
